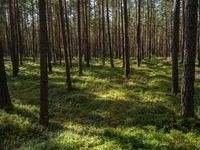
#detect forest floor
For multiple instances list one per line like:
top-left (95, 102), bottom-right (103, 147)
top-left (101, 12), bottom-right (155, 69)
top-left (1, 57), bottom-right (200, 150)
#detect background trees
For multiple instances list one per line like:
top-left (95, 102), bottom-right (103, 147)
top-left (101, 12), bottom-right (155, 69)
top-left (0, 0), bottom-right (200, 148)
top-left (0, 0), bottom-right (199, 122)
top-left (0, 0), bottom-right (185, 68)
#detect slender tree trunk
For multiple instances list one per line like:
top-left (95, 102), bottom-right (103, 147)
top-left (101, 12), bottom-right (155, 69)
top-left (198, 0), bottom-right (200, 66)
top-left (106, 0), bottom-right (114, 68)
top-left (77, 0), bottom-right (82, 76)
top-left (32, 0), bottom-right (36, 62)
top-left (8, 0), bottom-right (19, 77)
top-left (98, 0), bottom-right (102, 59)
top-left (121, 0), bottom-right (125, 67)
top-left (148, 0), bottom-right (152, 59)
top-left (181, 0), bottom-right (185, 63)
top-left (16, 0), bottom-right (23, 65)
top-left (0, 41), bottom-right (11, 108)
top-left (47, 0), bottom-right (52, 73)
top-left (181, 0), bottom-right (198, 118)
top-left (85, 0), bottom-right (90, 67)
top-left (137, 0), bottom-right (141, 67)
top-left (124, 0), bottom-right (130, 77)
top-left (102, 0), bottom-right (105, 65)
top-left (65, 1), bottom-right (72, 67)
top-left (172, 0), bottom-right (180, 94)
top-left (59, 0), bottom-right (72, 89)
top-left (39, 0), bottom-right (49, 125)
top-left (165, 1), bottom-right (168, 58)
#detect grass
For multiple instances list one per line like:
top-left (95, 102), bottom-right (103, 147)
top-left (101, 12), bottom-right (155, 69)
top-left (1, 57), bottom-right (200, 150)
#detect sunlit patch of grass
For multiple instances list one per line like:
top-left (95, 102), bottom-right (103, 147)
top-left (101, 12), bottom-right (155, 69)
top-left (0, 57), bottom-right (200, 149)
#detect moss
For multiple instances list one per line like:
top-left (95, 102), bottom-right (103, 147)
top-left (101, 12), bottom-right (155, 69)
top-left (0, 58), bottom-right (200, 149)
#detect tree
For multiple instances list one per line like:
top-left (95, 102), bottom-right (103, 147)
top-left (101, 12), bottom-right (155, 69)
top-left (181, 0), bottom-right (185, 63)
top-left (148, 0), bottom-right (152, 59)
top-left (59, 0), bottom-right (72, 89)
top-left (137, 0), bottom-right (141, 67)
top-left (8, 0), bottom-right (19, 77)
top-left (123, 0), bottom-right (130, 77)
top-left (85, 0), bottom-right (90, 67)
top-left (102, 0), bottom-right (105, 65)
top-left (47, 0), bottom-right (53, 73)
top-left (106, 0), bottom-right (114, 68)
top-left (32, 0), bottom-right (36, 62)
top-left (172, 0), bottom-right (180, 94)
top-left (0, 41), bottom-right (11, 108)
top-left (181, 0), bottom-right (198, 118)
top-left (198, 0), bottom-right (200, 67)
top-left (39, 0), bottom-right (49, 125)
top-left (77, 0), bottom-right (82, 76)
top-left (64, 0), bottom-right (72, 67)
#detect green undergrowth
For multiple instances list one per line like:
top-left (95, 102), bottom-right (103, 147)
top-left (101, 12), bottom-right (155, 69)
top-left (1, 57), bottom-right (200, 150)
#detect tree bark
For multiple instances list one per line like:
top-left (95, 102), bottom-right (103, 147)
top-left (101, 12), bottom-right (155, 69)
top-left (8, 0), bottom-right (19, 77)
top-left (77, 0), bottom-right (83, 76)
top-left (172, 0), bottom-right (180, 94)
top-left (59, 0), bottom-right (72, 89)
top-left (124, 0), bottom-right (130, 77)
top-left (0, 41), bottom-right (11, 108)
top-left (102, 0), bottom-right (105, 65)
top-left (181, 0), bottom-right (198, 118)
top-left (137, 0), bottom-right (141, 67)
top-left (39, 0), bottom-right (49, 125)
top-left (106, 0), bottom-right (114, 68)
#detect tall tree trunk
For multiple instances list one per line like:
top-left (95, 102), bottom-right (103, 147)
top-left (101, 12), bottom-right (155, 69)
top-left (148, 0), bottom-right (152, 59)
top-left (124, 0), bottom-right (130, 77)
top-left (16, 0), bottom-right (23, 65)
top-left (181, 0), bottom-right (185, 63)
top-left (85, 0), bottom-right (90, 67)
top-left (65, 1), bottom-right (72, 67)
top-left (198, 0), bottom-right (200, 66)
top-left (181, 0), bottom-right (198, 118)
top-left (0, 41), bottom-right (11, 108)
top-left (121, 0), bottom-right (125, 67)
top-left (106, 0), bottom-right (114, 68)
top-left (98, 0), bottom-right (102, 59)
top-left (8, 0), bottom-right (19, 77)
top-left (47, 0), bottom-right (52, 73)
top-left (172, 0), bottom-right (180, 94)
top-left (59, 0), bottom-right (72, 89)
top-left (77, 0), bottom-right (83, 76)
top-left (137, 0), bottom-right (141, 67)
top-left (102, 0), bottom-right (105, 65)
top-left (39, 0), bottom-right (49, 125)
top-left (32, 0), bottom-right (36, 62)
top-left (165, 1), bottom-right (168, 58)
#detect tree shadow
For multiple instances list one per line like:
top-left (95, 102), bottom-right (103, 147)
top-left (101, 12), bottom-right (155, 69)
top-left (3, 57), bottom-right (200, 149)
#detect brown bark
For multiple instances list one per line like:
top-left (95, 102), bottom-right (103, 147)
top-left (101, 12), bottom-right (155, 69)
top-left (137, 0), bottom-right (141, 67)
top-left (78, 0), bottom-right (83, 76)
top-left (59, 0), bottom-right (72, 89)
top-left (39, 0), bottom-right (49, 125)
top-left (8, 0), bottom-right (19, 77)
top-left (172, 0), bottom-right (180, 94)
top-left (106, 0), bottom-right (114, 68)
top-left (181, 0), bottom-right (198, 118)
top-left (124, 0), bottom-right (130, 77)
top-left (0, 41), bottom-right (11, 108)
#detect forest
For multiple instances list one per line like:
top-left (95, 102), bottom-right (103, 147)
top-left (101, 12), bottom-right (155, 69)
top-left (0, 0), bottom-right (200, 149)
